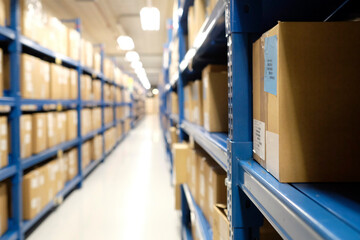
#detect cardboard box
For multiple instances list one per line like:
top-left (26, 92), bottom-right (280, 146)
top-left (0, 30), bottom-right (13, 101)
top-left (58, 155), bottom-right (68, 186)
top-left (252, 22), bottom-right (360, 182)
top-left (188, 149), bottom-right (198, 199)
top-left (188, 6), bottom-right (195, 48)
top-left (82, 141), bottom-right (91, 169)
top-left (0, 117), bottom-right (7, 169)
top-left (56, 112), bottom-right (67, 143)
top-left (93, 80), bottom-right (101, 101)
top-left (184, 83), bottom-right (193, 121)
top-left (45, 160), bottom-right (60, 203)
top-left (213, 204), bottom-right (229, 240)
top-left (173, 143), bottom-right (189, 184)
top-left (20, 115), bottom-right (32, 159)
top-left (37, 59), bottom-right (50, 99)
top-left (202, 65), bottom-right (228, 132)
top-left (92, 108), bottom-right (101, 131)
top-left (197, 152), bottom-right (207, 210)
top-left (171, 92), bottom-right (178, 114)
top-left (124, 119), bottom-right (131, 133)
top-left (116, 88), bottom-right (122, 103)
top-left (32, 113), bottom-right (47, 154)
top-left (81, 109), bottom-right (92, 135)
top-left (81, 75), bottom-right (92, 100)
top-left (22, 168), bottom-right (45, 220)
top-left (20, 54), bottom-right (37, 99)
top-left (191, 80), bottom-right (203, 126)
top-left (84, 40), bottom-right (93, 68)
top-left (67, 28), bottom-right (80, 61)
top-left (0, 49), bottom-right (3, 98)
top-left (61, 68), bottom-right (70, 100)
top-left (174, 183), bottom-right (182, 210)
top-left (0, 182), bottom-right (8, 236)
top-left (169, 127), bottom-right (178, 146)
top-left (69, 69), bottom-right (78, 99)
top-left (206, 162), bottom-right (227, 227)
top-left (66, 148), bottom-right (78, 181)
top-left (194, 0), bottom-right (206, 36)
top-left (94, 52), bottom-right (101, 73)
top-left (50, 64), bottom-right (62, 99)
top-left (66, 110), bottom-right (77, 141)
top-left (91, 135), bottom-right (103, 161)
top-left (116, 123), bottom-right (122, 138)
top-left (47, 112), bottom-right (57, 148)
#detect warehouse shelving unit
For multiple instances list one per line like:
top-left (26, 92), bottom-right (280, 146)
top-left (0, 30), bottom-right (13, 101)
top-left (160, 0), bottom-right (360, 239)
top-left (0, 1), bottom-right (139, 239)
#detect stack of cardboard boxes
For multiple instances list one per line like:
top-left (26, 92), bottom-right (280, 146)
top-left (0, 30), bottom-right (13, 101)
top-left (22, 148), bottom-right (78, 220)
top-left (184, 65), bottom-right (228, 132)
top-left (20, 111), bottom-right (78, 159)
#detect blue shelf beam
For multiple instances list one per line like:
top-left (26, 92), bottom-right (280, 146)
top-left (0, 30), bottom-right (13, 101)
top-left (0, 165), bottom-right (17, 182)
top-left (0, 97), bottom-right (15, 106)
top-left (181, 120), bottom-right (227, 171)
top-left (83, 157), bottom-right (103, 178)
top-left (0, 229), bottom-right (17, 240)
top-left (21, 138), bottom-right (80, 170)
top-left (82, 128), bottom-right (103, 142)
top-left (0, 25), bottom-right (15, 41)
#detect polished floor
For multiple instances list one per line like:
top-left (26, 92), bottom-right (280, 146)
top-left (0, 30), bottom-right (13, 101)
top-left (27, 115), bottom-right (181, 240)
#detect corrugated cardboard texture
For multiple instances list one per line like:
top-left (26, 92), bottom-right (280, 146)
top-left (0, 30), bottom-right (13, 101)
top-left (202, 65), bottom-right (228, 132)
top-left (253, 22), bottom-right (360, 182)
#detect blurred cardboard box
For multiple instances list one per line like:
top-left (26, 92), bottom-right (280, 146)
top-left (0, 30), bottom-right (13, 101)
top-left (0, 182), bottom-right (8, 236)
top-left (20, 115), bottom-right (32, 158)
top-left (0, 117), bottom-right (7, 169)
top-left (32, 113), bottom-right (47, 154)
top-left (66, 110), bottom-right (77, 141)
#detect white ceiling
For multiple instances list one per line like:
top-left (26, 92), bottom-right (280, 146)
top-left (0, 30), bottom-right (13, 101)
top-left (42, 0), bottom-right (174, 86)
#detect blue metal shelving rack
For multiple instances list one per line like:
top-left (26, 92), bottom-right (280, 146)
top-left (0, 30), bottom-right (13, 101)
top-left (0, 1), bottom-right (139, 239)
top-left (160, 0), bottom-right (360, 239)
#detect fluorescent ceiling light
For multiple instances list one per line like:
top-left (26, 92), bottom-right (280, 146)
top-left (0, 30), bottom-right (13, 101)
top-left (131, 61), bottom-right (143, 69)
top-left (152, 88), bottom-right (159, 95)
top-left (140, 7), bottom-right (160, 31)
top-left (117, 36), bottom-right (134, 50)
top-left (125, 51), bottom-right (140, 62)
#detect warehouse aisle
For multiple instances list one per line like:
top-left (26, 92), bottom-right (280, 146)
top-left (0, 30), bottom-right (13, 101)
top-left (27, 115), bottom-right (181, 240)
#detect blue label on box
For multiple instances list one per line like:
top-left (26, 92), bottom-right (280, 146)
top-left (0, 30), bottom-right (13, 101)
top-left (264, 36), bottom-right (278, 96)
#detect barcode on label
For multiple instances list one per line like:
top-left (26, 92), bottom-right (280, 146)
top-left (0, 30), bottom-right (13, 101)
top-left (253, 119), bottom-right (265, 160)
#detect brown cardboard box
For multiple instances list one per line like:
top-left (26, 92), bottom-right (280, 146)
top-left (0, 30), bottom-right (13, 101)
top-left (47, 112), bottom-right (57, 148)
top-left (252, 22), bottom-right (360, 182)
top-left (94, 52), bottom-right (101, 73)
top-left (171, 92), bottom-right (179, 114)
top-left (67, 28), bottom-right (80, 61)
top-left (69, 69), bottom-right (78, 100)
top-left (62, 68), bottom-right (70, 100)
top-left (0, 182), bottom-right (8, 236)
top-left (58, 155), bottom-right (68, 186)
top-left (93, 80), bottom-right (101, 101)
top-left (82, 141), bottom-right (91, 169)
top-left (197, 152), bottom-right (207, 210)
top-left (20, 115), bottom-right (32, 159)
top-left (191, 80), bottom-right (203, 126)
top-left (22, 168), bottom-right (45, 220)
top-left (188, 6), bottom-right (195, 48)
top-left (0, 0), bottom-right (6, 26)
top-left (32, 113), bottom-right (47, 154)
top-left (124, 119), bottom-right (131, 133)
top-left (116, 88), bottom-right (122, 103)
top-left (188, 149), bottom-right (198, 199)
top-left (50, 64), bottom-right (62, 99)
top-left (0, 117), bottom-right (7, 169)
top-left (92, 108), bottom-right (101, 131)
top-left (169, 127), bottom-right (177, 146)
top-left (66, 148), bottom-right (78, 181)
top-left (206, 162), bottom-right (226, 228)
top-left (174, 183), bottom-right (182, 210)
top-left (66, 110), bottom-right (77, 141)
top-left (56, 112), bottom-right (67, 143)
top-left (45, 160), bottom-right (60, 203)
top-left (84, 40), bottom-right (93, 68)
top-left (20, 54), bottom-right (37, 99)
top-left (194, 0), bottom-right (206, 36)
top-left (202, 65), bottom-right (228, 132)
top-left (173, 143), bottom-right (189, 184)
top-left (91, 135), bottom-right (103, 161)
top-left (213, 204), bottom-right (229, 240)
top-left (81, 109), bottom-right (92, 135)
top-left (184, 82), bottom-right (193, 122)
top-left (38, 59), bottom-right (50, 99)
top-left (116, 123), bottom-right (122, 138)
top-left (81, 75), bottom-right (92, 100)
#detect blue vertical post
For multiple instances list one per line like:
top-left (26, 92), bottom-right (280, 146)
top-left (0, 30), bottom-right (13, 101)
top-left (8, 0), bottom-right (23, 239)
top-left (177, 0), bottom-right (186, 142)
top-left (100, 45), bottom-right (105, 159)
top-left (226, 0), bottom-right (263, 239)
top-left (75, 18), bottom-right (83, 188)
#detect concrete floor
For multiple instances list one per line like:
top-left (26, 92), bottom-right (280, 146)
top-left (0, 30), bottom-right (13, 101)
top-left (27, 115), bottom-right (181, 240)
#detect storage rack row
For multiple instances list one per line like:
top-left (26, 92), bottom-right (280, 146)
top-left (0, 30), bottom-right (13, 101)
top-left (159, 0), bottom-right (360, 239)
top-left (0, 1), bottom-right (142, 239)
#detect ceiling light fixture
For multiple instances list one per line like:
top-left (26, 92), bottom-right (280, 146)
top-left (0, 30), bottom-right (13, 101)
top-left (125, 51), bottom-right (140, 62)
top-left (131, 60), bottom-right (143, 69)
top-left (117, 36), bottom-right (134, 50)
top-left (140, 1), bottom-right (160, 31)
top-left (152, 88), bottom-right (159, 95)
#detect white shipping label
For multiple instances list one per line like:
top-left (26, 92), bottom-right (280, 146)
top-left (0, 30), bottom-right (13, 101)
top-left (31, 178), bottom-right (38, 189)
top-left (266, 131), bottom-right (279, 180)
top-left (1, 140), bottom-right (6, 151)
top-left (200, 174), bottom-right (205, 197)
top-left (253, 120), bottom-right (265, 160)
top-left (26, 121), bottom-right (31, 131)
top-left (25, 134), bottom-right (30, 144)
top-left (1, 124), bottom-right (6, 136)
top-left (31, 198), bottom-right (38, 209)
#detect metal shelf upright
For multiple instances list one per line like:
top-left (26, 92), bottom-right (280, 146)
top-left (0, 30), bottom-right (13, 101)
top-left (160, 0), bottom-right (360, 239)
